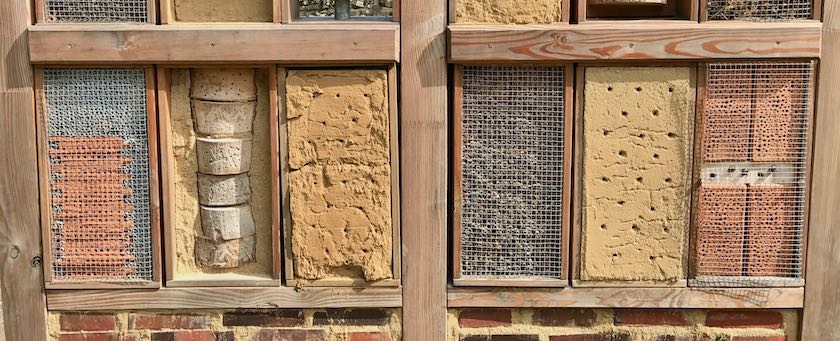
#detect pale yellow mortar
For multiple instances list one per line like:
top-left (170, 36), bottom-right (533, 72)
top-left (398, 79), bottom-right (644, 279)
top-left (173, 0), bottom-right (273, 22)
top-left (456, 0), bottom-right (562, 24)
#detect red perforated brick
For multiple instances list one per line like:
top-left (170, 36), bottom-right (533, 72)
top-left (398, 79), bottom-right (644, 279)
top-left (129, 313), bottom-right (210, 329)
top-left (534, 309), bottom-right (596, 327)
top-left (702, 66), bottom-right (753, 162)
top-left (746, 184), bottom-right (798, 277)
top-left (614, 309), bottom-right (690, 326)
top-left (695, 184), bottom-right (748, 277)
top-left (752, 73), bottom-right (804, 162)
top-left (60, 314), bottom-right (117, 332)
top-left (705, 310), bottom-right (783, 328)
top-left (458, 309), bottom-right (512, 328)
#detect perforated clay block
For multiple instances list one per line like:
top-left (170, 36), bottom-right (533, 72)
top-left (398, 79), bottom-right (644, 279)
top-left (581, 66), bottom-right (694, 283)
top-left (745, 184), bottom-right (799, 277)
top-left (702, 66), bottom-right (753, 162)
top-left (695, 184), bottom-right (747, 277)
top-left (752, 73), bottom-right (803, 163)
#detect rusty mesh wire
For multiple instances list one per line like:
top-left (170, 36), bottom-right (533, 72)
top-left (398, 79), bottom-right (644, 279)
top-left (694, 61), bottom-right (814, 287)
top-left (44, 68), bottom-right (153, 283)
top-left (706, 0), bottom-right (813, 20)
top-left (458, 66), bottom-right (566, 281)
top-left (44, 0), bottom-right (149, 23)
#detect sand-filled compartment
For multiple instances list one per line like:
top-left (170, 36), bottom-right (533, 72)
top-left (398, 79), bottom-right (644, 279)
top-left (580, 66), bottom-right (695, 284)
top-left (456, 0), bottom-right (562, 23)
top-left (173, 0), bottom-right (273, 22)
top-left (170, 69), bottom-right (273, 279)
top-left (285, 69), bottom-right (393, 283)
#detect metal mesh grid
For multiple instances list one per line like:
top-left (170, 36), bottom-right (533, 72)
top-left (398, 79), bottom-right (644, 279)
top-left (44, 68), bottom-right (153, 283)
top-left (44, 0), bottom-right (149, 23)
top-left (694, 61), bottom-right (813, 287)
top-left (706, 0), bottom-right (813, 21)
top-left (459, 66), bottom-right (566, 281)
top-left (298, 0), bottom-right (393, 17)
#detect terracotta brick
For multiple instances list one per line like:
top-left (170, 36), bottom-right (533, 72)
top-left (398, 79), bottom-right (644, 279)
top-left (252, 329), bottom-right (326, 341)
top-left (615, 309), bottom-right (690, 326)
top-left (312, 309), bottom-right (389, 326)
top-left (534, 309), bottom-right (596, 327)
top-left (702, 66), bottom-right (753, 162)
top-left (59, 334), bottom-right (135, 341)
top-left (550, 334), bottom-right (631, 341)
top-left (732, 337), bottom-right (786, 341)
top-left (129, 313), bottom-right (210, 329)
top-left (695, 184), bottom-right (748, 277)
top-left (150, 331), bottom-right (232, 341)
top-left (60, 314), bottom-right (117, 332)
top-left (348, 332), bottom-right (390, 341)
top-left (223, 309), bottom-right (304, 327)
top-left (461, 336), bottom-right (539, 341)
top-left (745, 185), bottom-right (798, 277)
top-left (705, 310), bottom-right (783, 328)
top-left (458, 309), bottom-right (512, 328)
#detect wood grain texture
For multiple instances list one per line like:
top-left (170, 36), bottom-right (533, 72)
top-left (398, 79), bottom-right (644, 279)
top-left (449, 287), bottom-right (805, 308)
top-left (400, 0), bottom-right (447, 339)
top-left (802, 0), bottom-right (840, 337)
top-left (29, 24), bottom-right (400, 64)
top-left (47, 287), bottom-right (403, 310)
top-left (449, 22), bottom-right (822, 62)
top-left (0, 0), bottom-right (48, 339)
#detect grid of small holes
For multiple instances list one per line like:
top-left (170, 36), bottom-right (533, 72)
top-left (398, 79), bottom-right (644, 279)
top-left (459, 66), bottom-right (566, 280)
top-left (44, 0), bottom-right (148, 23)
top-left (707, 0), bottom-right (813, 20)
top-left (694, 61), bottom-right (814, 287)
top-left (44, 68), bottom-right (153, 282)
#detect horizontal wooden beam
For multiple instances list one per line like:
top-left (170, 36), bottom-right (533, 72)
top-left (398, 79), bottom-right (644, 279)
top-left (47, 287), bottom-right (402, 311)
top-left (449, 22), bottom-right (822, 62)
top-left (448, 287), bottom-right (804, 309)
top-left (29, 24), bottom-right (400, 64)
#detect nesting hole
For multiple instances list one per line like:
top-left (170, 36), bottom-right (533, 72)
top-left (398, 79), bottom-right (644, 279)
top-left (667, 132), bottom-right (677, 138)
top-left (635, 86), bottom-right (642, 92)
top-left (665, 177), bottom-right (672, 183)
top-left (618, 150), bottom-right (627, 157)
top-left (636, 177), bottom-right (643, 183)
top-left (618, 200), bottom-right (626, 206)
top-left (652, 110), bottom-right (660, 117)
top-left (601, 224), bottom-right (608, 230)
top-left (621, 111), bottom-right (629, 117)
top-left (601, 176), bottom-right (610, 182)
top-left (653, 153), bottom-right (660, 159)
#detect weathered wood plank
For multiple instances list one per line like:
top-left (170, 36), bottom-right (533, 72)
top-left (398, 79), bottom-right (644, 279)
top-left (802, 0), bottom-right (840, 337)
top-left (449, 22), bottom-right (822, 62)
top-left (448, 287), bottom-right (804, 309)
top-left (0, 0), bottom-right (48, 339)
top-left (47, 287), bottom-right (403, 310)
top-left (29, 24), bottom-right (400, 64)
top-left (400, 0), bottom-right (448, 339)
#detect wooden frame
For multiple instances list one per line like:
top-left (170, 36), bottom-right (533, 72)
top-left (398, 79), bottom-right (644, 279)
top-left (280, 64), bottom-right (402, 288)
top-left (448, 0), bottom-right (569, 23)
top-left (34, 65), bottom-right (162, 289)
top-left (686, 60), bottom-right (817, 289)
top-left (699, 0), bottom-right (823, 21)
top-left (451, 63), bottom-right (574, 288)
top-left (572, 62), bottom-right (696, 288)
top-left (35, 0), bottom-right (156, 24)
top-left (578, 0), bottom-right (698, 21)
top-left (282, 0), bottom-right (400, 23)
top-left (158, 65), bottom-right (282, 287)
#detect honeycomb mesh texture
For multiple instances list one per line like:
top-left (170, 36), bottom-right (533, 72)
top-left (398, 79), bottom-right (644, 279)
top-left (459, 66), bottom-right (566, 281)
top-left (706, 0), bottom-right (813, 20)
top-left (298, 0), bottom-right (393, 17)
top-left (44, 0), bottom-right (149, 23)
top-left (694, 61), bottom-right (814, 287)
top-left (44, 68), bottom-right (153, 283)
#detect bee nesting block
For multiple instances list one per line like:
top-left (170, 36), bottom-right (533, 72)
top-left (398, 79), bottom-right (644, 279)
top-left (190, 68), bottom-right (257, 102)
top-left (745, 184), bottom-right (799, 277)
top-left (196, 137), bottom-right (253, 175)
top-left (695, 184), bottom-right (748, 277)
top-left (196, 235), bottom-right (257, 268)
top-left (199, 205), bottom-right (256, 241)
top-left (197, 173), bottom-right (252, 206)
top-left (191, 100), bottom-right (257, 135)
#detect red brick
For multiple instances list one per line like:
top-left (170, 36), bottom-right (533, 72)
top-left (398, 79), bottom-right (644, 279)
top-left (705, 311), bottom-right (783, 329)
top-left (732, 337), bottom-right (786, 341)
top-left (461, 336), bottom-right (538, 341)
top-left (458, 309), bottom-right (512, 328)
top-left (59, 334), bottom-right (135, 341)
top-left (615, 309), bottom-right (690, 326)
top-left (129, 313), bottom-right (210, 329)
top-left (223, 309), bottom-right (304, 327)
top-left (252, 329), bottom-right (326, 341)
top-left (60, 314), bottom-right (117, 332)
top-left (348, 332), bottom-right (390, 341)
top-left (150, 331), bottom-right (231, 341)
top-left (534, 309), bottom-right (596, 327)
top-left (550, 334), bottom-right (630, 341)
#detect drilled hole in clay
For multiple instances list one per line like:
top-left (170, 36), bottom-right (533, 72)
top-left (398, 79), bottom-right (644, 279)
top-left (601, 176), bottom-right (610, 182)
top-left (636, 177), bottom-right (643, 183)
top-left (665, 178), bottom-right (672, 183)
top-left (667, 132), bottom-right (677, 138)
top-left (635, 86), bottom-right (642, 92)
top-left (663, 227), bottom-right (670, 233)
top-left (618, 150), bottom-right (627, 157)
top-left (638, 133), bottom-right (646, 138)
top-left (618, 200), bottom-right (625, 206)
top-left (653, 153), bottom-right (660, 159)
top-left (649, 256), bottom-right (656, 260)
top-left (363, 94), bottom-right (369, 97)
top-left (621, 111), bottom-right (629, 117)
top-left (632, 224), bottom-right (640, 231)
top-left (603, 130), bottom-right (611, 136)
top-left (601, 224), bottom-right (607, 230)
top-left (607, 86), bottom-right (613, 91)
top-left (652, 110), bottom-right (660, 117)
top-left (612, 253), bottom-right (619, 257)
top-left (650, 206), bottom-right (656, 211)
top-left (668, 87), bottom-right (674, 93)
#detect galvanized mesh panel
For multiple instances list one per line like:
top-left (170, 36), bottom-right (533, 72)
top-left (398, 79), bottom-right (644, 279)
top-left (694, 61), bottom-right (814, 287)
top-left (44, 0), bottom-right (149, 23)
top-left (44, 68), bottom-right (153, 283)
top-left (298, 0), bottom-right (393, 17)
top-left (706, 0), bottom-right (813, 20)
top-left (459, 66), bottom-right (566, 281)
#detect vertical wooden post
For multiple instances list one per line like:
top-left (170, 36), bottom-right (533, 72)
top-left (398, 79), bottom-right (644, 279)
top-left (803, 0), bottom-right (840, 338)
top-left (0, 0), bottom-right (48, 340)
top-left (400, 0), bottom-right (448, 339)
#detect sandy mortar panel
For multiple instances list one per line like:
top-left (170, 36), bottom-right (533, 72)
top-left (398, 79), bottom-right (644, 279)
top-left (448, 308), bottom-right (799, 341)
top-left (170, 69), bottom-right (274, 279)
top-left (580, 66), bottom-right (695, 284)
top-left (173, 0), bottom-right (273, 22)
top-left (48, 309), bottom-right (401, 340)
top-left (456, 0), bottom-right (562, 23)
top-left (285, 69), bottom-right (393, 283)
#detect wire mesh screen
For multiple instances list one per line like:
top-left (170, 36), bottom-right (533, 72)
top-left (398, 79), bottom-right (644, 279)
top-left (694, 61), bottom-right (814, 287)
top-left (298, 0), bottom-right (393, 17)
top-left (458, 66), bottom-right (566, 282)
top-left (43, 68), bottom-right (154, 284)
top-left (44, 0), bottom-right (149, 23)
top-left (706, 0), bottom-right (813, 21)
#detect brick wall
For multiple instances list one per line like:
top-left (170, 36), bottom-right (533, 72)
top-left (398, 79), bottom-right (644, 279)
top-left (449, 309), bottom-right (798, 341)
top-left (49, 309), bottom-right (400, 341)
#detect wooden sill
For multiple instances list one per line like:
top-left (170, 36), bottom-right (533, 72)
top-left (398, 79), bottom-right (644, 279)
top-left (28, 23), bottom-right (400, 64)
top-left (449, 21), bottom-right (822, 62)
